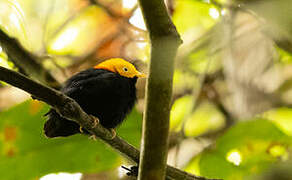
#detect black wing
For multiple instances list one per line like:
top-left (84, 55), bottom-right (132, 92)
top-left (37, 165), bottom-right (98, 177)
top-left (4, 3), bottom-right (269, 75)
top-left (61, 69), bottom-right (137, 128)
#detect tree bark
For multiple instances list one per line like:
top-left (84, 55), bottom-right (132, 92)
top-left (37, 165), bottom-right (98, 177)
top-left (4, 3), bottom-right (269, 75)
top-left (137, 0), bottom-right (182, 179)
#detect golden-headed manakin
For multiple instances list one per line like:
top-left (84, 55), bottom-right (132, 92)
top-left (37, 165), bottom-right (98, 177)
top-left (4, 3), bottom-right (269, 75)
top-left (44, 58), bottom-right (145, 138)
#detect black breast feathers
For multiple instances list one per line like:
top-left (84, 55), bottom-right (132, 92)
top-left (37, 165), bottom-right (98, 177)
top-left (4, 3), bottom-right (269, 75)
top-left (44, 69), bottom-right (137, 138)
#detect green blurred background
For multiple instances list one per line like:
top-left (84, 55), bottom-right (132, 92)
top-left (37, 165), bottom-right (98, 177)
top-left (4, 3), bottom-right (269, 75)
top-left (1, 0), bottom-right (292, 179)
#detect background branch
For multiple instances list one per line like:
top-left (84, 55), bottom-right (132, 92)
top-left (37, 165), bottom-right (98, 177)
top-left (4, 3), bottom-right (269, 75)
top-left (0, 66), bottom-right (216, 180)
top-left (0, 29), bottom-right (60, 89)
top-left (137, 0), bottom-right (182, 179)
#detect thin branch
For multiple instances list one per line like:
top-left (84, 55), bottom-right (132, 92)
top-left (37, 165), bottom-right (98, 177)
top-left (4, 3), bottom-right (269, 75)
top-left (0, 66), bottom-right (217, 180)
top-left (0, 29), bottom-right (60, 89)
top-left (88, 0), bottom-right (119, 18)
top-left (137, 0), bottom-right (182, 179)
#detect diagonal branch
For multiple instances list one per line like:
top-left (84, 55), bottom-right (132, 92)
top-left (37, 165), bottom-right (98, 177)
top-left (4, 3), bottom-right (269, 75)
top-left (0, 66), bottom-right (217, 180)
top-left (0, 29), bottom-right (60, 89)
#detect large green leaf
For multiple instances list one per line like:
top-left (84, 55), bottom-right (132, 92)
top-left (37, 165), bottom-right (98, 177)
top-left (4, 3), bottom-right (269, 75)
top-left (0, 100), bottom-right (142, 180)
top-left (185, 119), bottom-right (292, 180)
top-left (173, 0), bottom-right (217, 34)
top-left (117, 106), bottom-right (142, 148)
top-left (169, 95), bottom-right (225, 136)
top-left (262, 107), bottom-right (292, 136)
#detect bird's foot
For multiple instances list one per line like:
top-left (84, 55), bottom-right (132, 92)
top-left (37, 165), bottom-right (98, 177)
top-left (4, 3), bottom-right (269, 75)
top-left (121, 165), bottom-right (138, 177)
top-left (89, 135), bottom-right (97, 141)
top-left (90, 115), bottom-right (100, 128)
top-left (79, 126), bottom-right (84, 133)
top-left (109, 128), bottom-right (116, 140)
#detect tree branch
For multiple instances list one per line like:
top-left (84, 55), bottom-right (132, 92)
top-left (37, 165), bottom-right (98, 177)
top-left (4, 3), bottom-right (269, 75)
top-left (137, 0), bottom-right (182, 179)
top-left (88, 0), bottom-right (119, 18)
top-left (0, 29), bottom-right (60, 89)
top-left (0, 66), bottom-right (218, 180)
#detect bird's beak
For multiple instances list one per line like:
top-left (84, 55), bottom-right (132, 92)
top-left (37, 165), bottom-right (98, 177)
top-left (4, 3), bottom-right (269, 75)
top-left (136, 71), bottom-right (146, 78)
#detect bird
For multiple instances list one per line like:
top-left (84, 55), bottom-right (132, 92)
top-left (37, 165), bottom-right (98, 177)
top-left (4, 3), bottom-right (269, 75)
top-left (44, 58), bottom-right (145, 138)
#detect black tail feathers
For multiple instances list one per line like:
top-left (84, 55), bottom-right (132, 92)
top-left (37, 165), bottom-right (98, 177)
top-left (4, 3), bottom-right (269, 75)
top-left (44, 109), bottom-right (81, 138)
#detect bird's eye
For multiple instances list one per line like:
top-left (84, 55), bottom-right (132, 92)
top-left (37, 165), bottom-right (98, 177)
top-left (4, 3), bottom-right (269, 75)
top-left (123, 67), bottom-right (128, 72)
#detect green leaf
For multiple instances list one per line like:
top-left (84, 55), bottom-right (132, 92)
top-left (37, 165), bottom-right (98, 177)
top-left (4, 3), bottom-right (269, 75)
top-left (47, 6), bottom-right (117, 56)
top-left (117, 107), bottom-right (142, 148)
top-left (169, 95), bottom-right (225, 136)
top-left (188, 50), bottom-right (222, 74)
top-left (0, 100), bottom-right (142, 180)
top-left (184, 101), bottom-right (225, 137)
top-left (246, 160), bottom-right (292, 180)
top-left (216, 119), bottom-right (290, 153)
top-left (262, 107), bottom-right (292, 136)
top-left (0, 1), bottom-right (29, 48)
top-left (185, 119), bottom-right (292, 180)
top-left (170, 95), bottom-right (193, 131)
top-left (277, 47), bottom-right (292, 64)
top-left (173, 0), bottom-right (217, 34)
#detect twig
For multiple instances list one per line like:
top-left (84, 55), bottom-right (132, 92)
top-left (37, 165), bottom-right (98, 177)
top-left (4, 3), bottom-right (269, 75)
top-left (88, 0), bottom-right (119, 18)
top-left (0, 29), bottom-right (60, 89)
top-left (0, 66), bottom-right (218, 180)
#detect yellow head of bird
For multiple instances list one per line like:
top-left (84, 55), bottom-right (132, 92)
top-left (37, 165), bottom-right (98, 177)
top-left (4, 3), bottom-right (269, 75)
top-left (94, 58), bottom-right (146, 78)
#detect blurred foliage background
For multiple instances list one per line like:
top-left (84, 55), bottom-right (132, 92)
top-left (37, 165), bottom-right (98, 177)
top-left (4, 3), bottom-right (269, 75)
top-left (0, 0), bottom-right (292, 179)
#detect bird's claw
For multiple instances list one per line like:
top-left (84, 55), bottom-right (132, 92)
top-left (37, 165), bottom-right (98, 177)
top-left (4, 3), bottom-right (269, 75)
top-left (89, 135), bottom-right (97, 141)
top-left (79, 126), bottom-right (84, 133)
top-left (90, 115), bottom-right (100, 128)
top-left (121, 165), bottom-right (138, 177)
top-left (80, 115), bottom-right (99, 134)
top-left (109, 128), bottom-right (116, 140)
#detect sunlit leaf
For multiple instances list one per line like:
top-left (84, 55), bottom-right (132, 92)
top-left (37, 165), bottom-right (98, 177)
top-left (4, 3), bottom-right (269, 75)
top-left (172, 70), bottom-right (200, 94)
top-left (262, 108), bottom-right (292, 136)
top-left (117, 107), bottom-right (142, 148)
top-left (173, 0), bottom-right (217, 35)
top-left (184, 101), bottom-right (225, 137)
top-left (170, 95), bottom-right (193, 131)
top-left (188, 50), bottom-right (222, 74)
top-left (0, 0), bottom-right (28, 47)
top-left (277, 47), bottom-right (292, 64)
top-left (0, 55), bottom-right (10, 69)
top-left (170, 94), bottom-right (225, 136)
top-left (48, 6), bottom-right (118, 56)
top-left (185, 119), bottom-right (292, 180)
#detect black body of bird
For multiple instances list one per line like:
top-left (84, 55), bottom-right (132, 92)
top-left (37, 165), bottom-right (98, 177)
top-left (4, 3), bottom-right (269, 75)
top-left (44, 68), bottom-right (138, 138)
